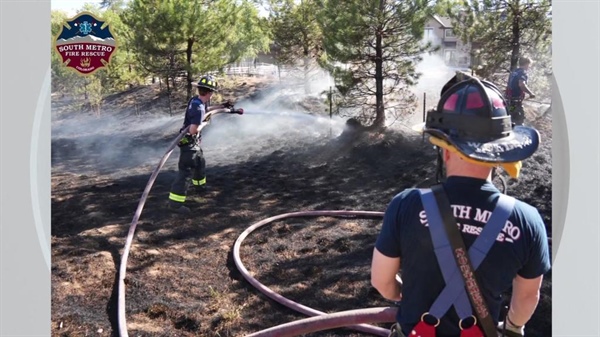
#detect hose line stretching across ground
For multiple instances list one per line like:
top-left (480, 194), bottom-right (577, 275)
top-left (117, 108), bottom-right (240, 337)
top-left (117, 123), bottom-right (189, 337)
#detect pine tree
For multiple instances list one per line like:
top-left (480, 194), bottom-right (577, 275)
top-left (216, 1), bottom-right (271, 70)
top-left (125, 0), bottom-right (270, 100)
top-left (319, 0), bottom-right (436, 129)
top-left (124, 0), bottom-right (187, 96)
top-left (269, 0), bottom-right (324, 94)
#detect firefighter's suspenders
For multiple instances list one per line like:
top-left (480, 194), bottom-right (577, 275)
top-left (414, 188), bottom-right (516, 337)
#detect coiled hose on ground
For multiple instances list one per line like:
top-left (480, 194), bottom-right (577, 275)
top-left (232, 210), bottom-right (395, 336)
top-left (245, 307), bottom-right (398, 337)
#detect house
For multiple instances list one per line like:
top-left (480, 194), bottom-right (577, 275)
top-left (424, 14), bottom-right (471, 68)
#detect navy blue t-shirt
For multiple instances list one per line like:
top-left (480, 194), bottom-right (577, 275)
top-left (375, 176), bottom-right (551, 337)
top-left (507, 68), bottom-right (528, 100)
top-left (183, 96), bottom-right (206, 128)
top-left (179, 96), bottom-right (206, 150)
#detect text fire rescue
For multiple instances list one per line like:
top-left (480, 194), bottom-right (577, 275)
top-left (57, 44), bottom-right (113, 57)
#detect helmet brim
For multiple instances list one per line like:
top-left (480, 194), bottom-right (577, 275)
top-left (448, 125), bottom-right (540, 163)
top-left (194, 83), bottom-right (217, 92)
top-left (413, 120), bottom-right (540, 163)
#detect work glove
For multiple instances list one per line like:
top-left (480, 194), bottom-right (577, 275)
top-left (497, 319), bottom-right (525, 337)
top-left (223, 101), bottom-right (233, 109)
top-left (177, 134), bottom-right (195, 147)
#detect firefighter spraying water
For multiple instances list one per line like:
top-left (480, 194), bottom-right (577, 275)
top-left (505, 57), bottom-right (536, 126)
top-left (167, 75), bottom-right (244, 215)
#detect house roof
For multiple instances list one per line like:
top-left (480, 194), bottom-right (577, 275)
top-left (432, 14), bottom-right (453, 28)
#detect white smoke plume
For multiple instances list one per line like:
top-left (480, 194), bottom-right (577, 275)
top-left (409, 53), bottom-right (466, 124)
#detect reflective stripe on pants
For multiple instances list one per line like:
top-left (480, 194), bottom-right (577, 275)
top-left (192, 177), bottom-right (206, 186)
top-left (169, 147), bottom-right (206, 202)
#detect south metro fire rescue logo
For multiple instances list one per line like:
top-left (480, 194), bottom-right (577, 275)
top-left (53, 12), bottom-right (117, 75)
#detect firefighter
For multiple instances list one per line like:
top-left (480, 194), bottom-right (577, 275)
top-left (167, 75), bottom-right (232, 214)
top-left (505, 56), bottom-right (536, 125)
top-left (372, 77), bottom-right (550, 337)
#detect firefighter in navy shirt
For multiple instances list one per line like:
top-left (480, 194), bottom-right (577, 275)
top-left (167, 75), bottom-right (232, 214)
top-left (505, 56), bottom-right (536, 125)
top-left (371, 76), bottom-right (550, 337)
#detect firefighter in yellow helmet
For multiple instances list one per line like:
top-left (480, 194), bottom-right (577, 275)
top-left (167, 75), bottom-right (232, 214)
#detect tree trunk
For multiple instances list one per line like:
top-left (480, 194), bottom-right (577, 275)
top-left (165, 76), bottom-right (173, 116)
top-left (301, 0), bottom-right (310, 95)
top-left (372, 0), bottom-right (386, 130)
top-left (510, 0), bottom-right (521, 71)
top-left (186, 38), bottom-right (194, 101)
top-left (167, 89), bottom-right (173, 116)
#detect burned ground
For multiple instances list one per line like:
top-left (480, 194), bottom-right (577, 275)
top-left (51, 77), bottom-right (552, 337)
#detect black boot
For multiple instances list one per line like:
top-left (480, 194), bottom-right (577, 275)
top-left (166, 201), bottom-right (191, 215)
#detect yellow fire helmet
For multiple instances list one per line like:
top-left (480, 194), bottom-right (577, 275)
top-left (195, 75), bottom-right (218, 92)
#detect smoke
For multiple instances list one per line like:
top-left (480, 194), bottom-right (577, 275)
top-left (52, 112), bottom-right (180, 139)
top-left (202, 69), bottom-right (346, 166)
top-left (409, 53), bottom-right (464, 122)
top-left (51, 56), bottom-right (488, 178)
top-left (51, 111), bottom-right (183, 176)
top-left (51, 58), bottom-right (471, 177)
top-left (51, 68), bottom-right (347, 176)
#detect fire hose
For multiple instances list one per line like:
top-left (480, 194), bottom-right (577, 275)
top-left (245, 307), bottom-right (398, 337)
top-left (117, 107), bottom-right (243, 337)
top-left (232, 210), bottom-right (395, 336)
top-left (117, 107), bottom-right (553, 336)
top-left (524, 99), bottom-right (551, 105)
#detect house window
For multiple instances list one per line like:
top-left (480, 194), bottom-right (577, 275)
top-left (444, 49), bottom-right (457, 66)
top-left (444, 41), bottom-right (457, 48)
top-left (424, 28), bottom-right (434, 42)
top-left (444, 29), bottom-right (455, 38)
